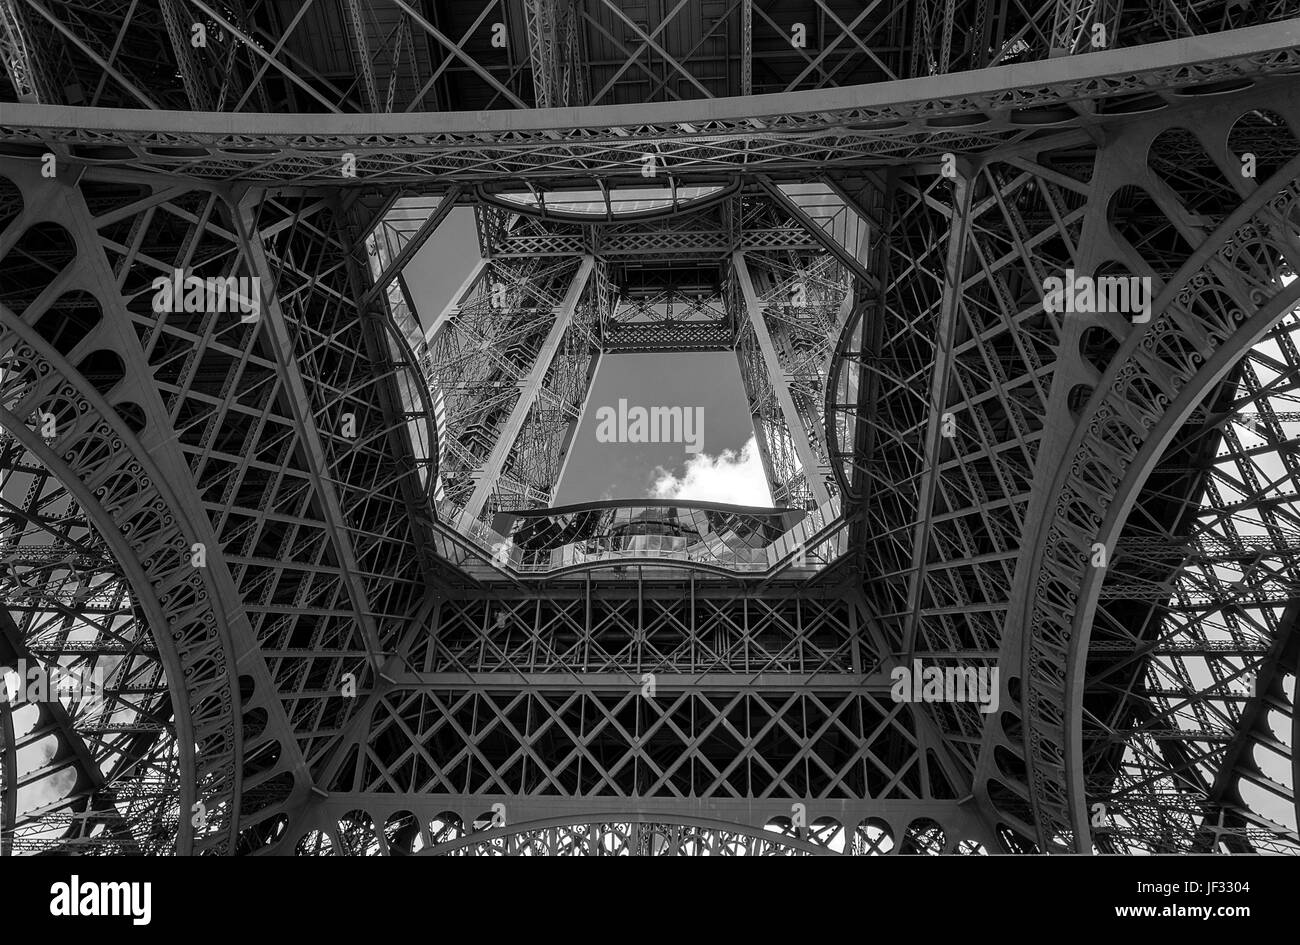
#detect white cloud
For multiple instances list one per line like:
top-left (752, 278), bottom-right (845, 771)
top-left (650, 435), bottom-right (773, 506)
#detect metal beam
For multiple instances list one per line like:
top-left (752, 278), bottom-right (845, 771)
top-left (756, 177), bottom-right (874, 285)
top-left (159, 0), bottom-right (213, 111)
top-left (381, 671), bottom-right (895, 690)
top-left (901, 172), bottom-right (970, 659)
top-left (0, 0), bottom-right (56, 103)
top-left (740, 0), bottom-right (752, 95)
top-left (463, 255), bottom-right (595, 520)
top-left (596, 0), bottom-right (711, 100)
top-left (343, 0), bottom-right (380, 111)
top-left (235, 195), bottom-right (385, 669)
top-left (426, 257), bottom-right (489, 347)
top-left (184, 0), bottom-right (341, 113)
top-left (1052, 0), bottom-right (1121, 55)
top-left (732, 251), bottom-right (832, 507)
top-left (226, 0), bottom-right (318, 113)
top-left (0, 683), bottom-right (13, 856)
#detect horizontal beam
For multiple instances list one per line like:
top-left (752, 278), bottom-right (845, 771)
top-left (379, 671), bottom-right (895, 690)
top-left (4, 23), bottom-right (1298, 184)
top-left (304, 794), bottom-right (974, 825)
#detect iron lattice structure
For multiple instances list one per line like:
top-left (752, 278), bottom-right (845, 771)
top-left (0, 0), bottom-right (1298, 857)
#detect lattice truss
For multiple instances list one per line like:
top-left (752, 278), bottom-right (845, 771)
top-left (481, 187), bottom-right (820, 264)
top-left (733, 244), bottom-right (847, 509)
top-left (420, 189), bottom-right (847, 520)
top-left (826, 93), bottom-right (1300, 852)
top-left (4, 2), bottom-right (1300, 859)
top-left (0, 432), bottom-right (180, 855)
top-left (497, 261), bottom-right (606, 514)
top-left (1072, 122), bottom-right (1300, 856)
top-left (4, 3), bottom-right (1300, 188)
top-left (830, 151), bottom-right (1079, 792)
top-left (422, 249), bottom-right (595, 516)
top-left (293, 810), bottom-right (987, 856)
top-left (404, 587), bottom-right (860, 676)
top-left (4, 0), bottom-right (1295, 114)
top-left (0, 177), bottom-right (185, 855)
top-left (1090, 324), bottom-right (1300, 853)
top-left (476, 202), bottom-right (586, 259)
top-left (347, 685), bottom-right (935, 801)
top-left (284, 581), bottom-right (997, 855)
top-left (362, 193), bottom-right (453, 357)
top-left (0, 156), bottom-right (450, 854)
top-left (602, 276), bottom-right (732, 352)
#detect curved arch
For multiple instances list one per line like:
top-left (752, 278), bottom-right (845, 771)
top-left (294, 828), bottom-right (335, 856)
top-left (852, 817), bottom-right (895, 854)
top-left (899, 817), bottom-right (947, 854)
top-left (517, 557), bottom-right (765, 580)
top-left (415, 812), bottom-right (838, 856)
top-left (0, 405), bottom-right (195, 854)
top-left (1148, 126), bottom-right (1239, 228)
top-left (5, 24), bottom-right (1300, 184)
top-left (825, 291), bottom-right (908, 504)
top-left (0, 299), bottom-right (243, 854)
top-left (335, 808), bottom-right (381, 856)
top-left (1019, 150), bottom-right (1300, 851)
top-left (382, 809), bottom-right (423, 854)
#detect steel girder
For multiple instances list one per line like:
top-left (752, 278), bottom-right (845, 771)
top-left (4, 21), bottom-right (1300, 186)
top-left (1006, 122), bottom-right (1300, 851)
top-left (5, 1), bottom-right (1293, 114)
top-left (234, 196), bottom-right (387, 672)
top-left (1051, 0), bottom-right (1122, 56)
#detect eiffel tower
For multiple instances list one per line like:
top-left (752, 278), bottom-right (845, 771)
top-left (1, 0), bottom-right (1298, 857)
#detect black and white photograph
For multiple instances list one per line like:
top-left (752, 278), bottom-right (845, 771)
top-left (0, 0), bottom-right (1295, 926)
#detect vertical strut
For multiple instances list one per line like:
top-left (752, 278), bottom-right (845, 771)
top-left (733, 250), bottom-right (832, 507)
